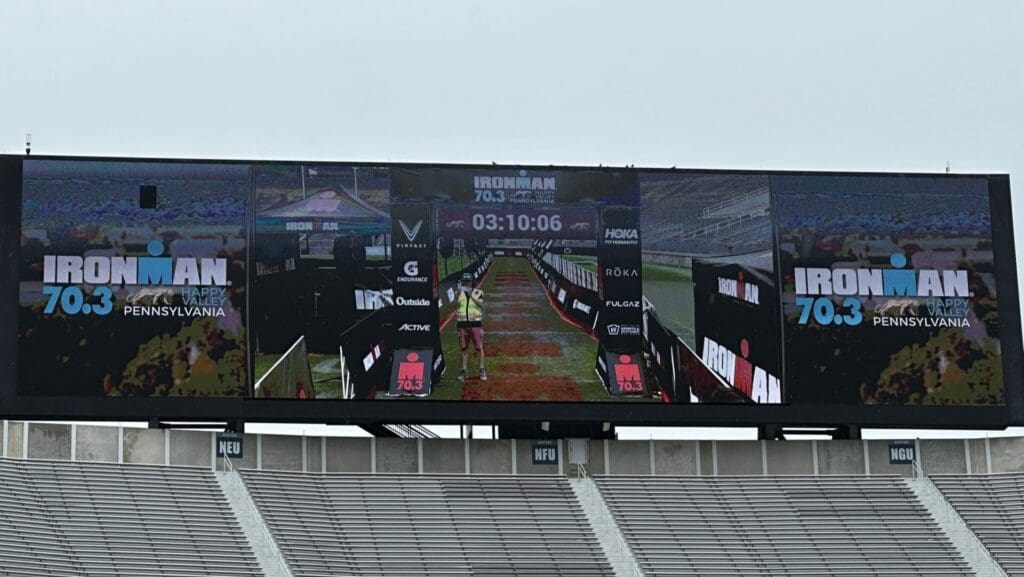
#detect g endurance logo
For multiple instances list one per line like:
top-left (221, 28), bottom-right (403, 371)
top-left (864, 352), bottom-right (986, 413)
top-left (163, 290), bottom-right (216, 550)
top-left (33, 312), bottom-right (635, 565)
top-left (41, 240), bottom-right (229, 318)
top-left (793, 252), bottom-right (972, 328)
top-left (397, 260), bottom-right (428, 283)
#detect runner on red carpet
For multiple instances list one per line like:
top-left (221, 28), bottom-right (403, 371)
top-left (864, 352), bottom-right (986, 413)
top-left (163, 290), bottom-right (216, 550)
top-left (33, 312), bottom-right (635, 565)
top-left (456, 272), bottom-right (487, 382)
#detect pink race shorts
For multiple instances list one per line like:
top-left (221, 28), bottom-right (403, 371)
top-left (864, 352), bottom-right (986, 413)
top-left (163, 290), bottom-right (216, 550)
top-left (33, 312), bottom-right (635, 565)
top-left (458, 326), bottom-right (484, 352)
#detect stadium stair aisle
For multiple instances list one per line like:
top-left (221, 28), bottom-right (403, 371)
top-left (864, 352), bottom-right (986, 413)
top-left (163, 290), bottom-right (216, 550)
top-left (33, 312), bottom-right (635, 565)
top-left (239, 470), bottom-right (615, 577)
top-left (568, 477), bottom-right (645, 577)
top-left (594, 475), bottom-right (974, 577)
top-left (0, 457), bottom-right (263, 577)
top-left (931, 473), bottom-right (1024, 576)
top-left (216, 470), bottom-right (294, 577)
top-left (904, 476), bottom-right (1006, 577)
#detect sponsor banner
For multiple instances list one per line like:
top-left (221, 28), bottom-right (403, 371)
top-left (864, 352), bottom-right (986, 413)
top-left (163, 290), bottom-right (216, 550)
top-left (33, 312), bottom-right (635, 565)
top-left (388, 348), bottom-right (433, 397)
top-left (390, 203), bottom-right (441, 350)
top-left (599, 206), bottom-right (643, 352)
top-left (773, 174), bottom-right (1003, 406)
top-left (216, 434), bottom-right (244, 459)
top-left (604, 351), bottom-right (646, 395)
top-left (693, 260), bottom-right (783, 404)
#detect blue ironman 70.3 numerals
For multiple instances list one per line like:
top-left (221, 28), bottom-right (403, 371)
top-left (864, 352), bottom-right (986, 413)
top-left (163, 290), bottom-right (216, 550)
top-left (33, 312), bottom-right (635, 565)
top-left (41, 285), bottom-right (114, 316)
top-left (795, 296), bottom-right (863, 326)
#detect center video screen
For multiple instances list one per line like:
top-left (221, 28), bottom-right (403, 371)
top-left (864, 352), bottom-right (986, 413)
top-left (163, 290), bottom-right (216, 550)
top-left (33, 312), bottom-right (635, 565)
top-left (251, 165), bottom-right (774, 403)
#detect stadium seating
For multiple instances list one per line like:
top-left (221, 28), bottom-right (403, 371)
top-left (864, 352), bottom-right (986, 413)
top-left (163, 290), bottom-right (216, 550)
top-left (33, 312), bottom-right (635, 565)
top-left (240, 471), bottom-right (615, 577)
top-left (931, 473), bottom-right (1024, 576)
top-left (0, 457), bottom-right (262, 577)
top-left (594, 475), bottom-right (973, 577)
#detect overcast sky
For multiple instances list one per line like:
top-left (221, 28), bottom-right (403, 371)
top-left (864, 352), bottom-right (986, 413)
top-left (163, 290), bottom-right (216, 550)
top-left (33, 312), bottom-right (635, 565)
top-left (2, 1), bottom-right (1022, 440)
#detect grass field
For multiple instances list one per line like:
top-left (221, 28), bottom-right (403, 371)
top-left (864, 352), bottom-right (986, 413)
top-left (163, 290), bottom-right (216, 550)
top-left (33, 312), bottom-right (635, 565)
top-left (641, 262), bottom-right (696, 347)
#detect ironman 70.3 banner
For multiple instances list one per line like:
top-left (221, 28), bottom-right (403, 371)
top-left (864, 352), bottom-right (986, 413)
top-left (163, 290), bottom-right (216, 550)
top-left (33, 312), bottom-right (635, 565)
top-left (773, 175), bottom-right (1004, 406)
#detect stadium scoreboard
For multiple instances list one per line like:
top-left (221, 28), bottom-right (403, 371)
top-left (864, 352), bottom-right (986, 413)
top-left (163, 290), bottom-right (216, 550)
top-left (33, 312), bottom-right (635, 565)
top-left (0, 155), bottom-right (1020, 429)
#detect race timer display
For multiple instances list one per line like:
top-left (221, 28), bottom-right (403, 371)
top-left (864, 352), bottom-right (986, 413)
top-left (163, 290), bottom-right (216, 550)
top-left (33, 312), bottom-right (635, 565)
top-left (437, 206), bottom-right (597, 240)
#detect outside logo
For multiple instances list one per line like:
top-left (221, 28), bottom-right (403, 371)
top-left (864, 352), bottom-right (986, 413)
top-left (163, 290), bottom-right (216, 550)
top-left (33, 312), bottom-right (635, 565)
top-left (395, 297), bottom-right (431, 307)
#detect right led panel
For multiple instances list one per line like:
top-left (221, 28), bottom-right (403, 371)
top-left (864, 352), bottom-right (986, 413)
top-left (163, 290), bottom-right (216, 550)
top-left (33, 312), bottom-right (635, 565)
top-left (772, 174), bottom-right (1003, 406)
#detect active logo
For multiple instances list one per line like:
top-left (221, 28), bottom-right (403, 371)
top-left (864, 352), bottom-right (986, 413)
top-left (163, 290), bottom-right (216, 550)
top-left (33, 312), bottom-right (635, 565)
top-left (398, 323), bottom-right (431, 332)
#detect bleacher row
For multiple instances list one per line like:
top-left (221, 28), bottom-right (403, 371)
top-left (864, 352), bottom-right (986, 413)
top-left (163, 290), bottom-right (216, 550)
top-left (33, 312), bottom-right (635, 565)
top-left (2, 456), bottom-right (1024, 577)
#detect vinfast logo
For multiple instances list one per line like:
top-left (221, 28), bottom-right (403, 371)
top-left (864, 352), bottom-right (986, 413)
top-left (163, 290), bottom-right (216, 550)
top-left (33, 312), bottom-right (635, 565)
top-left (718, 271), bottom-right (759, 305)
top-left (395, 297), bottom-right (431, 307)
top-left (606, 300), bottom-right (640, 309)
top-left (399, 219), bottom-right (423, 242)
top-left (395, 219), bottom-right (428, 250)
top-left (605, 266), bottom-right (639, 279)
top-left (44, 241), bottom-right (228, 287)
top-left (397, 260), bottom-right (428, 283)
top-left (398, 323), bottom-right (431, 332)
top-left (604, 228), bottom-right (638, 245)
top-left (701, 337), bottom-right (780, 404)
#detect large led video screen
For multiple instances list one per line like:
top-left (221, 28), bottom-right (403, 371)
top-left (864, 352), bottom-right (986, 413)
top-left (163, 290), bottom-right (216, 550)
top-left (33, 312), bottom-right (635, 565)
top-left (3, 156), bottom-right (1020, 426)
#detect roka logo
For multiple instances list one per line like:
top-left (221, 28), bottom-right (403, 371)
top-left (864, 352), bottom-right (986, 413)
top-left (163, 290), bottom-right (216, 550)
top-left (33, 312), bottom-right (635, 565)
top-left (605, 267), bottom-right (638, 279)
top-left (399, 219), bottom-right (423, 242)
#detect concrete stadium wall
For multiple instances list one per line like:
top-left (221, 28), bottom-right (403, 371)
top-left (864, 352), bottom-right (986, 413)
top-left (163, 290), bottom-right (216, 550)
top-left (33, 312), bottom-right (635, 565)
top-left (3, 420), bottom-right (1023, 477)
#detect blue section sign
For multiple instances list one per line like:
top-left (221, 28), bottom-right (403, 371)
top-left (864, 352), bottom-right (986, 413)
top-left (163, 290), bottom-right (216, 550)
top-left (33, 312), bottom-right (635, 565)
top-left (888, 442), bottom-right (915, 465)
top-left (532, 443), bottom-right (558, 465)
top-left (216, 434), bottom-right (244, 459)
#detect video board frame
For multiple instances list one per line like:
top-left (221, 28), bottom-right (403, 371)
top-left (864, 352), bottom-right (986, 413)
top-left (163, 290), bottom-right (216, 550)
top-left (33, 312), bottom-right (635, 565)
top-left (1, 154), bottom-right (1020, 429)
